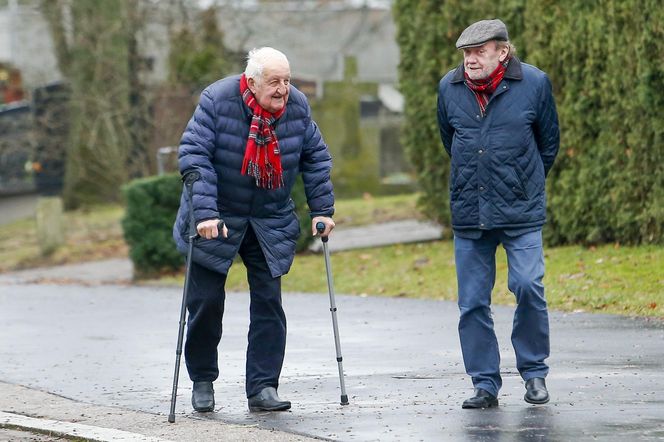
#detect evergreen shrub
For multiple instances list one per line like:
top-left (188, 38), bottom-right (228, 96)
top-left (122, 174), bottom-right (182, 278)
top-left (122, 173), bottom-right (314, 277)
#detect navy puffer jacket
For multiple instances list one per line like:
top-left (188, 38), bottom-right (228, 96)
top-left (173, 75), bottom-right (334, 277)
top-left (437, 57), bottom-right (559, 231)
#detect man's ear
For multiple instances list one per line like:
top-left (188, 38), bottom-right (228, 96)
top-left (247, 77), bottom-right (258, 94)
top-left (498, 45), bottom-right (510, 63)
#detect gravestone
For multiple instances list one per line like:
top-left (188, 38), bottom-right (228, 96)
top-left (35, 196), bottom-right (64, 255)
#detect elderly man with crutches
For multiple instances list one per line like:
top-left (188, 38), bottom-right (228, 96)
top-left (170, 47), bottom-right (335, 418)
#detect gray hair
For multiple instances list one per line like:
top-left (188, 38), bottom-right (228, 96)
top-left (495, 40), bottom-right (517, 57)
top-left (244, 47), bottom-right (289, 82)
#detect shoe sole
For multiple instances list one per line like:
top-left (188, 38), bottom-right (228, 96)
top-left (462, 401), bottom-right (499, 409)
top-left (248, 404), bottom-right (291, 412)
top-left (524, 395), bottom-right (550, 405)
top-left (192, 400), bottom-right (215, 413)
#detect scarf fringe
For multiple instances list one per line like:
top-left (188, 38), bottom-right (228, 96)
top-left (245, 160), bottom-right (284, 189)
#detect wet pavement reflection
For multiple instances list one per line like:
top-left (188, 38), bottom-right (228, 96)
top-left (1, 284), bottom-right (663, 441)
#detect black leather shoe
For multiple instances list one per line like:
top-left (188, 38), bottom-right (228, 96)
top-left (248, 387), bottom-right (291, 412)
top-left (524, 377), bottom-right (549, 404)
top-left (192, 381), bottom-right (215, 412)
top-left (462, 388), bottom-right (499, 409)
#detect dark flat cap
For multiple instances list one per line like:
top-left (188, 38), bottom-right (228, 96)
top-left (455, 19), bottom-right (509, 49)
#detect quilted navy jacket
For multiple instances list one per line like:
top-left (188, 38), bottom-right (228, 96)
top-left (437, 57), bottom-right (559, 231)
top-left (173, 75), bottom-right (334, 277)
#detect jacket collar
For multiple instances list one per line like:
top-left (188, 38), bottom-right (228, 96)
top-left (450, 56), bottom-right (523, 84)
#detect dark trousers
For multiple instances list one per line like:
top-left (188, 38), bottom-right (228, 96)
top-left (454, 229), bottom-right (550, 397)
top-left (184, 226), bottom-right (287, 398)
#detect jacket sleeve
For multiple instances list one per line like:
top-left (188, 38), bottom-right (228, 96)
top-left (534, 74), bottom-right (560, 177)
top-left (300, 111), bottom-right (335, 218)
top-left (437, 80), bottom-right (454, 157)
top-left (178, 89), bottom-right (220, 223)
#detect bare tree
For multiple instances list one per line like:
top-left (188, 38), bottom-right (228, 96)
top-left (41, 0), bottom-right (152, 207)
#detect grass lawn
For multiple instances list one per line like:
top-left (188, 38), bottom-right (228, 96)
top-left (1, 193), bottom-right (662, 318)
top-left (0, 204), bottom-right (127, 272)
top-left (223, 240), bottom-right (664, 318)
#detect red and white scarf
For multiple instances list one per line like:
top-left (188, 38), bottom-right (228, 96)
top-left (464, 59), bottom-right (509, 117)
top-left (240, 73), bottom-right (286, 189)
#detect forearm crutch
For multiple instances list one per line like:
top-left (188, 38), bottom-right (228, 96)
top-left (168, 170), bottom-right (200, 423)
top-left (316, 222), bottom-right (349, 406)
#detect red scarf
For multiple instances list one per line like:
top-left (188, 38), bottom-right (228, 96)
top-left (240, 74), bottom-right (286, 189)
top-left (464, 59), bottom-right (509, 116)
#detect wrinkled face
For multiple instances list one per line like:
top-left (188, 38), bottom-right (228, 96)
top-left (248, 59), bottom-right (291, 113)
top-left (462, 42), bottom-right (509, 80)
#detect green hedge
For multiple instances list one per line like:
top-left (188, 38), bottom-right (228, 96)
top-left (122, 173), bottom-right (314, 278)
top-left (394, 0), bottom-right (664, 245)
top-left (122, 174), bottom-right (183, 278)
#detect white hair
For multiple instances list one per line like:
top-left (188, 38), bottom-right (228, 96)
top-left (244, 47), bottom-right (290, 82)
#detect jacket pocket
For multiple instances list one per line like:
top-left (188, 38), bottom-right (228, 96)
top-left (510, 167), bottom-right (528, 200)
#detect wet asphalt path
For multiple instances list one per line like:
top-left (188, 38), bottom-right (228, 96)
top-left (0, 193), bottom-right (38, 225)
top-left (1, 283), bottom-right (663, 441)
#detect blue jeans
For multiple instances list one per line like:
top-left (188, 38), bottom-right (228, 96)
top-left (184, 225), bottom-right (286, 398)
top-left (454, 229), bottom-right (549, 396)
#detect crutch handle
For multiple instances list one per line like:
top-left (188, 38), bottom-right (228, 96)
top-left (193, 219), bottom-right (226, 240)
top-left (182, 170), bottom-right (200, 187)
top-left (316, 221), bottom-right (330, 243)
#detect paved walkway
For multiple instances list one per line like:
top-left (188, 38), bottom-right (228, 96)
top-left (1, 265), bottom-right (663, 441)
top-left (0, 258), bottom-right (134, 285)
top-left (308, 220), bottom-right (443, 253)
top-left (0, 381), bottom-right (314, 442)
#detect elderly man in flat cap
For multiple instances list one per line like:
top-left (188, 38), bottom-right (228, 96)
top-left (437, 19), bottom-right (560, 409)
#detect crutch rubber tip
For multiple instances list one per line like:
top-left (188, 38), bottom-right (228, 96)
top-left (168, 414), bottom-right (175, 423)
top-left (341, 395), bottom-right (349, 405)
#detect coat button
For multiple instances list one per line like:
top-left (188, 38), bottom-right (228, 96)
top-left (479, 186), bottom-right (485, 191)
top-left (480, 223), bottom-right (485, 227)
top-left (478, 149), bottom-right (484, 154)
